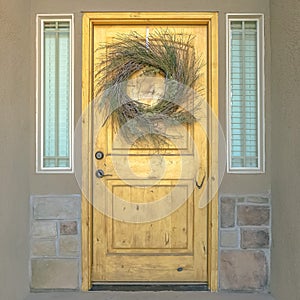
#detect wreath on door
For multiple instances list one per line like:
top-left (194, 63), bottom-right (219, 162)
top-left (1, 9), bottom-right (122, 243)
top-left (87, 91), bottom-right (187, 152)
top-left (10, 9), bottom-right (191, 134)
top-left (95, 29), bottom-right (204, 145)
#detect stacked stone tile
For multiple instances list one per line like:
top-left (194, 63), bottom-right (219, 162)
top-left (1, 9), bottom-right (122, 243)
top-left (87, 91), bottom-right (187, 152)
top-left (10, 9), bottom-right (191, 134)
top-left (30, 195), bottom-right (81, 290)
top-left (219, 195), bottom-right (271, 292)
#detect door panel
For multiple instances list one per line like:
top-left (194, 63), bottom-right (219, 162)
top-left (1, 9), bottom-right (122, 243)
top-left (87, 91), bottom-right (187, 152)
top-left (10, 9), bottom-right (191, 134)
top-left (81, 13), bottom-right (218, 289)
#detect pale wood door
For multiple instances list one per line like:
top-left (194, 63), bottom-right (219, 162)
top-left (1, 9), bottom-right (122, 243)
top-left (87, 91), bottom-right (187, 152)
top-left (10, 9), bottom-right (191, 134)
top-left (82, 13), bottom-right (218, 288)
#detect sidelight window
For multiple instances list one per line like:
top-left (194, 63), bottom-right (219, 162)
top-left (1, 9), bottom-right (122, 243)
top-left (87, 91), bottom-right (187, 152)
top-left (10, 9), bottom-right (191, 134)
top-left (36, 15), bottom-right (74, 173)
top-left (226, 14), bottom-right (265, 173)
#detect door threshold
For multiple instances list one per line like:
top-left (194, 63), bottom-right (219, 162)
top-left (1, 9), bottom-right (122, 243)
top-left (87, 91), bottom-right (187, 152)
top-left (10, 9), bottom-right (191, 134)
top-left (90, 283), bottom-right (209, 291)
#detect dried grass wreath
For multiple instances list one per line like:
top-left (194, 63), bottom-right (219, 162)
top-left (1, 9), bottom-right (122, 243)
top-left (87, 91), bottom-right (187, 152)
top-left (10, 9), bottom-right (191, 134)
top-left (95, 29), bottom-right (204, 145)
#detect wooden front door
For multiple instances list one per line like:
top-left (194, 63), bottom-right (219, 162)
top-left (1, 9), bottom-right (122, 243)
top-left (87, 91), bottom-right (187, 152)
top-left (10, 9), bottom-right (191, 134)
top-left (82, 12), bottom-right (218, 290)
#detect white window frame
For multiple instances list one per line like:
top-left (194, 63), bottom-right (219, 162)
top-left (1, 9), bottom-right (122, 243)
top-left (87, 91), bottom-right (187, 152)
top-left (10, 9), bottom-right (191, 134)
top-left (226, 13), bottom-right (265, 174)
top-left (36, 14), bottom-right (74, 173)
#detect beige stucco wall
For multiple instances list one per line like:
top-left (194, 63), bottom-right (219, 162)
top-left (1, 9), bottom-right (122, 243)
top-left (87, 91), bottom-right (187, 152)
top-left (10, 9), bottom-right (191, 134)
top-left (0, 0), bottom-right (30, 299)
top-left (270, 0), bottom-right (300, 299)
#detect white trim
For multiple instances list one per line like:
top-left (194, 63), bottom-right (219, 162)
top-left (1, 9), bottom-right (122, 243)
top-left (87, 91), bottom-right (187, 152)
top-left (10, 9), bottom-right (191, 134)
top-left (36, 14), bottom-right (74, 173)
top-left (226, 13), bottom-right (265, 174)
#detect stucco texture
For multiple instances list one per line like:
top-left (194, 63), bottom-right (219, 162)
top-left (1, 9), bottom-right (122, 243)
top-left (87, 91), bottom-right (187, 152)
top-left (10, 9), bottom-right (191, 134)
top-left (0, 0), bottom-right (30, 299)
top-left (270, 0), bottom-right (300, 299)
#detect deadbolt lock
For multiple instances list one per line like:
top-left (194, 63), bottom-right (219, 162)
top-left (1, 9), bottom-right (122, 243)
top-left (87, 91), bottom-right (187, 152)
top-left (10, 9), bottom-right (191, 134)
top-left (95, 151), bottom-right (104, 160)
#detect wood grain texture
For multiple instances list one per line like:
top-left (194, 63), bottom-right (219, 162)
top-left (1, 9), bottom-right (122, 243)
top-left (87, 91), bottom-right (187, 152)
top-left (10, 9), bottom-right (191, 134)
top-left (81, 12), bottom-right (218, 291)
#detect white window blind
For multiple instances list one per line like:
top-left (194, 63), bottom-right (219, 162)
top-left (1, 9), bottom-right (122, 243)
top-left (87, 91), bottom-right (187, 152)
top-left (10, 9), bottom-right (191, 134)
top-left (36, 15), bottom-right (74, 173)
top-left (227, 15), bottom-right (264, 173)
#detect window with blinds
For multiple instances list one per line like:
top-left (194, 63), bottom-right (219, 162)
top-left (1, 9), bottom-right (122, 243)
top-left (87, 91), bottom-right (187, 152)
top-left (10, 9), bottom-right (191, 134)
top-left (36, 15), bottom-right (74, 172)
top-left (227, 15), bottom-right (264, 173)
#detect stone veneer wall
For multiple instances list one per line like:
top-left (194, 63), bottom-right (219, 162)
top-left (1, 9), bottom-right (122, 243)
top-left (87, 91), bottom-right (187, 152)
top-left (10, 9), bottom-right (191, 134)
top-left (30, 195), bottom-right (81, 290)
top-left (219, 194), bottom-right (271, 292)
top-left (29, 194), bottom-right (271, 291)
